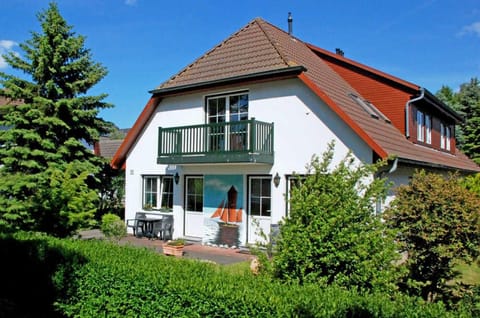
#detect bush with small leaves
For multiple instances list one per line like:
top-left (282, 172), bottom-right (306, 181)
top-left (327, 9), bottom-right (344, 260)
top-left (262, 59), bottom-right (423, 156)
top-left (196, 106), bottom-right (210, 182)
top-left (101, 213), bottom-right (126, 241)
top-left (385, 170), bottom-right (480, 302)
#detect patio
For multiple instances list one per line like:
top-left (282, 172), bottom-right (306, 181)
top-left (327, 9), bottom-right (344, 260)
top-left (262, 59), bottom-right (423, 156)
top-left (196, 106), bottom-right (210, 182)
top-left (79, 229), bottom-right (254, 265)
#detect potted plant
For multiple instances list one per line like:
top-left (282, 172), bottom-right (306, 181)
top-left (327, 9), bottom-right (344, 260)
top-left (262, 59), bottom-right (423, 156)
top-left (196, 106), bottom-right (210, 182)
top-left (163, 239), bottom-right (185, 257)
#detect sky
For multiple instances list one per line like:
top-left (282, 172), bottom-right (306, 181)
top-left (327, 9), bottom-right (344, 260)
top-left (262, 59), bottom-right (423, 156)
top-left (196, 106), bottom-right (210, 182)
top-left (1, 0), bottom-right (479, 129)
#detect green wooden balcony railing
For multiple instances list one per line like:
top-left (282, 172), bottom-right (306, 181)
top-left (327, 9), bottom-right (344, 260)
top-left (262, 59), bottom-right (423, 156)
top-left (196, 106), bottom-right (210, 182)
top-left (157, 118), bottom-right (274, 164)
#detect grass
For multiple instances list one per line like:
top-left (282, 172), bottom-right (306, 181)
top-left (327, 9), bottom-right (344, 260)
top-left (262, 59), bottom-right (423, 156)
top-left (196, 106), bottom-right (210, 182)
top-left (456, 259), bottom-right (480, 285)
top-left (220, 260), bottom-right (252, 275)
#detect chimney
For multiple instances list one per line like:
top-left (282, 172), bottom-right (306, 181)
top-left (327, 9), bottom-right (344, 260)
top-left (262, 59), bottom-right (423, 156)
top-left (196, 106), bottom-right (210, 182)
top-left (335, 48), bottom-right (344, 56)
top-left (288, 12), bottom-right (293, 35)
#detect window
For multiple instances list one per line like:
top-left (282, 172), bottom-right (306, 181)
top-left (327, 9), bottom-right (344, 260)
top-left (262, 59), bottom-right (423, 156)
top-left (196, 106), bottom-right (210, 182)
top-left (441, 123), bottom-right (451, 151)
top-left (143, 175), bottom-right (173, 211)
top-left (186, 176), bottom-right (203, 212)
top-left (206, 92), bottom-right (248, 151)
top-left (249, 176), bottom-right (271, 217)
top-left (416, 110), bottom-right (431, 144)
top-left (350, 94), bottom-right (391, 123)
top-left (425, 114), bottom-right (432, 144)
top-left (417, 110), bottom-right (425, 142)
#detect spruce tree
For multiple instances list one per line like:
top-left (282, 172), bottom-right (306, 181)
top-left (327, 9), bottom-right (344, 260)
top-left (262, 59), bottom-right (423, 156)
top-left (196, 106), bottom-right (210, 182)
top-left (436, 86), bottom-right (465, 147)
top-left (457, 78), bottom-right (480, 164)
top-left (0, 3), bottom-right (112, 236)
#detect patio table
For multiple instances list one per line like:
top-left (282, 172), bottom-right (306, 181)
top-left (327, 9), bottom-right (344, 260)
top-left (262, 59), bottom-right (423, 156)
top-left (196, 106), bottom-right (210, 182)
top-left (142, 218), bottom-right (163, 239)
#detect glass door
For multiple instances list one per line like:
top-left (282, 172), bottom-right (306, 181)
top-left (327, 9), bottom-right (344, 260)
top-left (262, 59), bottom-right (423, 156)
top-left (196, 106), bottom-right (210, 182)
top-left (247, 176), bottom-right (272, 244)
top-left (207, 93), bottom-right (248, 152)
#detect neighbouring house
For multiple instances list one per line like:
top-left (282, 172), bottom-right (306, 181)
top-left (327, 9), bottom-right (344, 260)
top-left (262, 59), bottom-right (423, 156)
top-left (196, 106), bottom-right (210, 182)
top-left (111, 18), bottom-right (480, 246)
top-left (94, 129), bottom-right (130, 159)
top-left (0, 96), bottom-right (23, 131)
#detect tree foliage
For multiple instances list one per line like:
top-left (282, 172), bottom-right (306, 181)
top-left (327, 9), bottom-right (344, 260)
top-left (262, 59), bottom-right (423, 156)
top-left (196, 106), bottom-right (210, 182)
top-left (457, 78), bottom-right (480, 164)
top-left (0, 3), bottom-right (112, 236)
top-left (272, 142), bottom-right (400, 291)
top-left (96, 162), bottom-right (125, 220)
top-left (436, 78), bottom-right (480, 163)
top-left (385, 170), bottom-right (480, 302)
top-left (461, 172), bottom-right (480, 197)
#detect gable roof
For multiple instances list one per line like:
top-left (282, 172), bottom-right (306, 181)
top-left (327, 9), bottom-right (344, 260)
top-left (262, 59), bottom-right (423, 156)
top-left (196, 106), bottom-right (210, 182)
top-left (112, 18), bottom-right (480, 172)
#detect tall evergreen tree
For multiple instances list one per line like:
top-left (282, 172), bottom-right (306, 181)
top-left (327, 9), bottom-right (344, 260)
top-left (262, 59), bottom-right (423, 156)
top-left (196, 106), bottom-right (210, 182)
top-left (457, 78), bottom-right (480, 164)
top-left (436, 79), bottom-right (480, 163)
top-left (0, 3), bottom-right (112, 236)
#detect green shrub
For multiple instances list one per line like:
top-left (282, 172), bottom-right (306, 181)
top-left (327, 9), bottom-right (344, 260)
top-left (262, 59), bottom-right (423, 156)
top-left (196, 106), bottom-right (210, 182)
top-left (385, 170), bottom-right (480, 302)
top-left (0, 232), bottom-right (473, 317)
top-left (101, 213), bottom-right (126, 240)
top-left (462, 172), bottom-right (480, 197)
top-left (273, 142), bottom-right (400, 292)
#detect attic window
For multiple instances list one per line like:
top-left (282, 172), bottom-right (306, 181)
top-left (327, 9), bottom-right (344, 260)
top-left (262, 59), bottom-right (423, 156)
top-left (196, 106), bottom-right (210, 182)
top-left (349, 94), bottom-right (391, 123)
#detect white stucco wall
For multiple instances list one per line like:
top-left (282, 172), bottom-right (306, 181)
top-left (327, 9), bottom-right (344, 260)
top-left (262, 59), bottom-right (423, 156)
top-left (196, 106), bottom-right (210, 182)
top-left (124, 78), bottom-right (372, 243)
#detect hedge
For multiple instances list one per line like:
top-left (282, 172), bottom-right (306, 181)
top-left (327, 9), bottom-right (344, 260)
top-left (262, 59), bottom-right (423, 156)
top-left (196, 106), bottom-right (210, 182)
top-left (0, 232), bottom-right (472, 317)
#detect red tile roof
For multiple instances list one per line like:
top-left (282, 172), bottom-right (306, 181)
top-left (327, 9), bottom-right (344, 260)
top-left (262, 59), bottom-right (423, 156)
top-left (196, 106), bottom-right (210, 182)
top-left (112, 18), bottom-right (480, 172)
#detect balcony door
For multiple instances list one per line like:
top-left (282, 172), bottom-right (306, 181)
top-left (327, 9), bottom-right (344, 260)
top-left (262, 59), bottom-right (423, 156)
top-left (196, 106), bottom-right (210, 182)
top-left (207, 92), bottom-right (248, 152)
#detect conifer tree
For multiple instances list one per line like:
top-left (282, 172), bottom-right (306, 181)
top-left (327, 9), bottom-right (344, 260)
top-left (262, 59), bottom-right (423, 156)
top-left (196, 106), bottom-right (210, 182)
top-left (0, 3), bottom-right (112, 236)
top-left (436, 79), bottom-right (480, 162)
top-left (457, 78), bottom-right (480, 164)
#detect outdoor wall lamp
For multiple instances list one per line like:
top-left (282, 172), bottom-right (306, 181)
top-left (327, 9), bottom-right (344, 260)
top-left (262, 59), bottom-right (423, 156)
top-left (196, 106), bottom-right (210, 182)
top-left (273, 172), bottom-right (281, 188)
top-left (174, 172), bottom-right (180, 185)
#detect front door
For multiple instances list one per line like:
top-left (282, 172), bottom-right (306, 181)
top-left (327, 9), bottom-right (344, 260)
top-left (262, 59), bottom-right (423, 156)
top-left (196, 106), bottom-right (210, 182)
top-left (247, 176), bottom-right (272, 244)
top-left (184, 176), bottom-right (203, 238)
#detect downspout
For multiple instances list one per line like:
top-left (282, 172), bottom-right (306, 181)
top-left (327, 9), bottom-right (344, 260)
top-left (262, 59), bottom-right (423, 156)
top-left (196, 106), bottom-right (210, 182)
top-left (405, 87), bottom-right (425, 138)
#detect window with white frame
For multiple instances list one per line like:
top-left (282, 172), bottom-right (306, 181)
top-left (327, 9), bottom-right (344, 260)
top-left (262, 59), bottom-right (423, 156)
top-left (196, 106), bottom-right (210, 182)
top-left (186, 176), bottom-right (203, 212)
top-left (416, 110), bottom-right (432, 144)
top-left (143, 175), bottom-right (173, 211)
top-left (425, 114), bottom-right (432, 144)
top-left (416, 110), bottom-right (432, 143)
top-left (248, 176), bottom-right (271, 217)
top-left (206, 92), bottom-right (249, 151)
top-left (441, 123), bottom-right (451, 151)
top-left (416, 110), bottom-right (424, 142)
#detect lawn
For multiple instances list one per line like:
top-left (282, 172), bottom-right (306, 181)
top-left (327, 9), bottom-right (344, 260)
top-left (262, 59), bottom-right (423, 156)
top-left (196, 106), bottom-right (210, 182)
top-left (456, 259), bottom-right (480, 285)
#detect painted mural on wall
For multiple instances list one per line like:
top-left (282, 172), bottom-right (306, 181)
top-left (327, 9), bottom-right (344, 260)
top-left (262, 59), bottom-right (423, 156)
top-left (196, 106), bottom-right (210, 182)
top-left (203, 175), bottom-right (245, 247)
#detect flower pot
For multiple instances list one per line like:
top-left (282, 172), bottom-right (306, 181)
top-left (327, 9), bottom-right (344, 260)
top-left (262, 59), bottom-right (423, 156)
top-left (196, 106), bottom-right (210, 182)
top-left (163, 244), bottom-right (184, 257)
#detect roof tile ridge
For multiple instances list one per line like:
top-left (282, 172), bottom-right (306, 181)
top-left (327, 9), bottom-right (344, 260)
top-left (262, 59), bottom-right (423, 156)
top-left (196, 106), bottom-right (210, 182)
top-left (157, 18), bottom-right (259, 89)
top-left (255, 18), bottom-right (291, 67)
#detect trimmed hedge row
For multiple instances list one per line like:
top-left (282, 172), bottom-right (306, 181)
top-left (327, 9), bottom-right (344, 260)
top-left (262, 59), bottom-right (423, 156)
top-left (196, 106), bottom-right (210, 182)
top-left (0, 232), bottom-right (471, 317)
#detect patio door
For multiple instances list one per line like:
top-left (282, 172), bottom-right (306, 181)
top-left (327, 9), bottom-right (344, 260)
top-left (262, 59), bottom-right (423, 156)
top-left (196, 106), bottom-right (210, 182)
top-left (247, 176), bottom-right (272, 244)
top-left (207, 92), bottom-right (248, 152)
top-left (184, 176), bottom-right (203, 238)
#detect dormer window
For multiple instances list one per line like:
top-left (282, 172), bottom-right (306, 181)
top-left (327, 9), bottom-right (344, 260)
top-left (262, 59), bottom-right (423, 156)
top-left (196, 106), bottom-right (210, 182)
top-left (441, 123), bottom-right (451, 151)
top-left (425, 114), bottom-right (431, 144)
top-left (416, 110), bottom-right (431, 144)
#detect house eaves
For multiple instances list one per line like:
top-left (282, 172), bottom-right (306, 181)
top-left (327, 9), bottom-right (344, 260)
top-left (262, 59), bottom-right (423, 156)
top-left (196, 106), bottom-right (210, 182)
top-left (149, 66), bottom-right (306, 96)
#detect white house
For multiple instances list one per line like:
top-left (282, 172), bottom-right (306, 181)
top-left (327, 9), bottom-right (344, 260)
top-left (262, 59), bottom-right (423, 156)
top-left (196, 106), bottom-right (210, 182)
top-left (111, 18), bottom-right (479, 246)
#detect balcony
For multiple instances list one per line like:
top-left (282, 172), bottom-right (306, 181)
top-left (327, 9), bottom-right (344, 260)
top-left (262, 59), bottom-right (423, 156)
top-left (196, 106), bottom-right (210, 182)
top-left (157, 119), bottom-right (274, 164)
